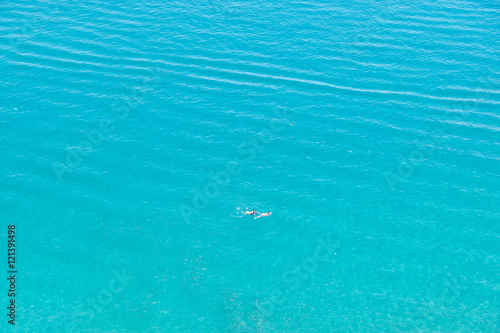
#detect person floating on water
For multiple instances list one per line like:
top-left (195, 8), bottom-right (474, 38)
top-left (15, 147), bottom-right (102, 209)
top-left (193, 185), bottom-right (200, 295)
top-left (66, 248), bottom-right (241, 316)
top-left (254, 211), bottom-right (272, 220)
top-left (244, 209), bottom-right (258, 216)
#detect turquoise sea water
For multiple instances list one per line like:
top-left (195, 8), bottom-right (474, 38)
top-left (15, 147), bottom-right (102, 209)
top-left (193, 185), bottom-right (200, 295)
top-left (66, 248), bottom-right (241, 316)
top-left (1, 0), bottom-right (499, 331)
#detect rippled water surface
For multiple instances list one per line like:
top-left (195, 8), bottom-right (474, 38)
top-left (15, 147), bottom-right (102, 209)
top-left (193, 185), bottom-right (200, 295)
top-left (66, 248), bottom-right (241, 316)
top-left (1, 0), bottom-right (499, 332)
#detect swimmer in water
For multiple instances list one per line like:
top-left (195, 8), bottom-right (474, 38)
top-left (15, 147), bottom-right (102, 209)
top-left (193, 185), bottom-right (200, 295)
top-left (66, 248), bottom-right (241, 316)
top-left (244, 209), bottom-right (258, 216)
top-left (254, 211), bottom-right (272, 220)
